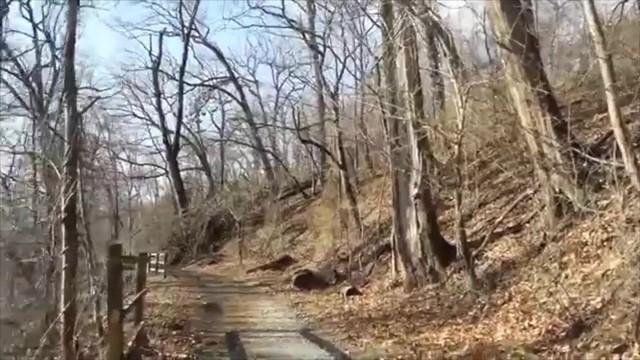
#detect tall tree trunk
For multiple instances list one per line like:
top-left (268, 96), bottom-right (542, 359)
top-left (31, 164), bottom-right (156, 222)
top-left (375, 61), bottom-right (400, 279)
top-left (330, 90), bottom-right (363, 242)
top-left (167, 0), bottom-right (200, 212)
top-left (150, 30), bottom-right (190, 214)
top-left (306, 0), bottom-right (328, 189)
top-left (401, 12), bottom-right (456, 283)
top-left (406, 0), bottom-right (477, 286)
top-left (419, 0), bottom-right (445, 120)
top-left (219, 104), bottom-right (227, 188)
top-left (60, 0), bottom-right (80, 358)
top-left (77, 158), bottom-right (103, 337)
top-left (487, 0), bottom-right (583, 229)
top-left (167, 151), bottom-right (189, 211)
top-left (31, 118), bottom-right (38, 228)
top-left (105, 184), bottom-right (121, 243)
top-left (381, 0), bottom-right (430, 290)
top-left (582, 0), bottom-right (640, 192)
top-left (356, 43), bottom-right (374, 173)
top-left (184, 117), bottom-right (216, 198)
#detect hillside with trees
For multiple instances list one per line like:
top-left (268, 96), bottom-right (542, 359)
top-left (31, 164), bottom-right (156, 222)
top-left (1, 0), bottom-right (639, 358)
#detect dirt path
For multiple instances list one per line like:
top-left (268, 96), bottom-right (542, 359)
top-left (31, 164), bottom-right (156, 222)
top-left (162, 270), bottom-right (349, 359)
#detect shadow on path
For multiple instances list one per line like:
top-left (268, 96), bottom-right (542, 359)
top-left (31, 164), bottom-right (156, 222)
top-left (156, 269), bottom-right (349, 359)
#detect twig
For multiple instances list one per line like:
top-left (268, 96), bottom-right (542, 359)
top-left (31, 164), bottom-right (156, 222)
top-left (33, 301), bottom-right (72, 359)
top-left (474, 186), bottom-right (538, 256)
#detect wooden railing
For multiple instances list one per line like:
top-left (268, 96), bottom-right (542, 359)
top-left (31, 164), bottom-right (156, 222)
top-left (106, 244), bottom-right (168, 360)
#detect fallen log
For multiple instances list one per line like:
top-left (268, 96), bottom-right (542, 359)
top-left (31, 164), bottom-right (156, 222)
top-left (292, 269), bottom-right (330, 291)
top-left (474, 186), bottom-right (537, 256)
top-left (246, 255), bottom-right (297, 274)
top-left (277, 178), bottom-right (313, 200)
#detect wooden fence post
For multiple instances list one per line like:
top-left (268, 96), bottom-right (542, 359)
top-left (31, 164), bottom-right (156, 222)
top-left (8, 261), bottom-right (15, 306)
top-left (163, 252), bottom-right (168, 279)
top-left (107, 244), bottom-right (123, 360)
top-left (135, 253), bottom-right (148, 325)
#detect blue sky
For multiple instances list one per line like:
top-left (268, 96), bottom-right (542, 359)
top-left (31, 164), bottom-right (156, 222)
top-left (78, 0), bottom-right (251, 74)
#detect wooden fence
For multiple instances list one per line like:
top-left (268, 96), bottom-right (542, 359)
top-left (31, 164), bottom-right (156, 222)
top-left (106, 244), bottom-right (168, 360)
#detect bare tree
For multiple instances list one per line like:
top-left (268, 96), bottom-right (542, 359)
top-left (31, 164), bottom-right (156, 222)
top-left (398, 7), bottom-right (456, 287)
top-left (305, 0), bottom-right (329, 188)
top-left (235, 0), bottom-right (338, 191)
top-left (403, 0), bottom-right (478, 286)
top-left (150, 0), bottom-right (200, 214)
top-left (487, 0), bottom-right (584, 229)
top-left (191, 22), bottom-right (278, 195)
top-left (582, 0), bottom-right (640, 192)
top-left (382, 0), bottom-right (433, 290)
top-left (60, 0), bottom-right (80, 357)
top-left (0, 1), bottom-right (67, 332)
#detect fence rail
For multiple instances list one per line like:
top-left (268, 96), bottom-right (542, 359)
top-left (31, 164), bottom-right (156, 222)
top-left (107, 245), bottom-right (168, 360)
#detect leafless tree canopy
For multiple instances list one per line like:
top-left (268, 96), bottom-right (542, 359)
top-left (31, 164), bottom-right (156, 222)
top-left (1, 0), bottom-right (639, 357)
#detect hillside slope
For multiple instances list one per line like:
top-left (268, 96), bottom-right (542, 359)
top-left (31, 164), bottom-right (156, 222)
top-left (204, 99), bottom-right (640, 358)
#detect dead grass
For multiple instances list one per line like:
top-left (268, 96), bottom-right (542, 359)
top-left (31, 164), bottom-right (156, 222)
top-left (283, 188), bottom-right (640, 358)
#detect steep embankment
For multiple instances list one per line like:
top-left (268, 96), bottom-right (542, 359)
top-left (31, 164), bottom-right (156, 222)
top-left (216, 103), bottom-right (640, 358)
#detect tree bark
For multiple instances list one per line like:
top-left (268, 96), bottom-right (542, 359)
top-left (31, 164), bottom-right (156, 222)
top-left (419, 0), bottom-right (445, 119)
top-left (150, 30), bottom-right (190, 213)
top-left (375, 62), bottom-right (400, 279)
top-left (77, 136), bottom-right (104, 337)
top-left (356, 43), bottom-right (374, 172)
top-left (381, 0), bottom-right (427, 290)
top-left (406, 0), bottom-right (477, 286)
top-left (167, 150), bottom-right (189, 211)
top-left (487, 0), bottom-right (583, 229)
top-left (329, 89), bottom-right (363, 242)
top-left (218, 100), bottom-right (227, 188)
top-left (306, 0), bottom-right (328, 189)
top-left (60, 0), bottom-right (80, 357)
top-left (168, 0), bottom-right (201, 210)
top-left (582, 0), bottom-right (640, 192)
top-left (401, 12), bottom-right (456, 284)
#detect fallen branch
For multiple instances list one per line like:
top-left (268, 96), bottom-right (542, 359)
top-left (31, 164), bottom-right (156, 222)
top-left (124, 321), bottom-right (150, 360)
top-left (123, 289), bottom-right (148, 318)
top-left (474, 186), bottom-right (537, 256)
top-left (246, 255), bottom-right (297, 274)
top-left (33, 301), bottom-right (73, 359)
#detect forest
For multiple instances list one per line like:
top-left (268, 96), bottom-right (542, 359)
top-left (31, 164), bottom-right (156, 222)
top-left (1, 0), bottom-right (640, 358)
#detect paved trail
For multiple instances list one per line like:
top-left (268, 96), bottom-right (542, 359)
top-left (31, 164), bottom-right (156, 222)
top-left (166, 270), bottom-right (349, 360)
